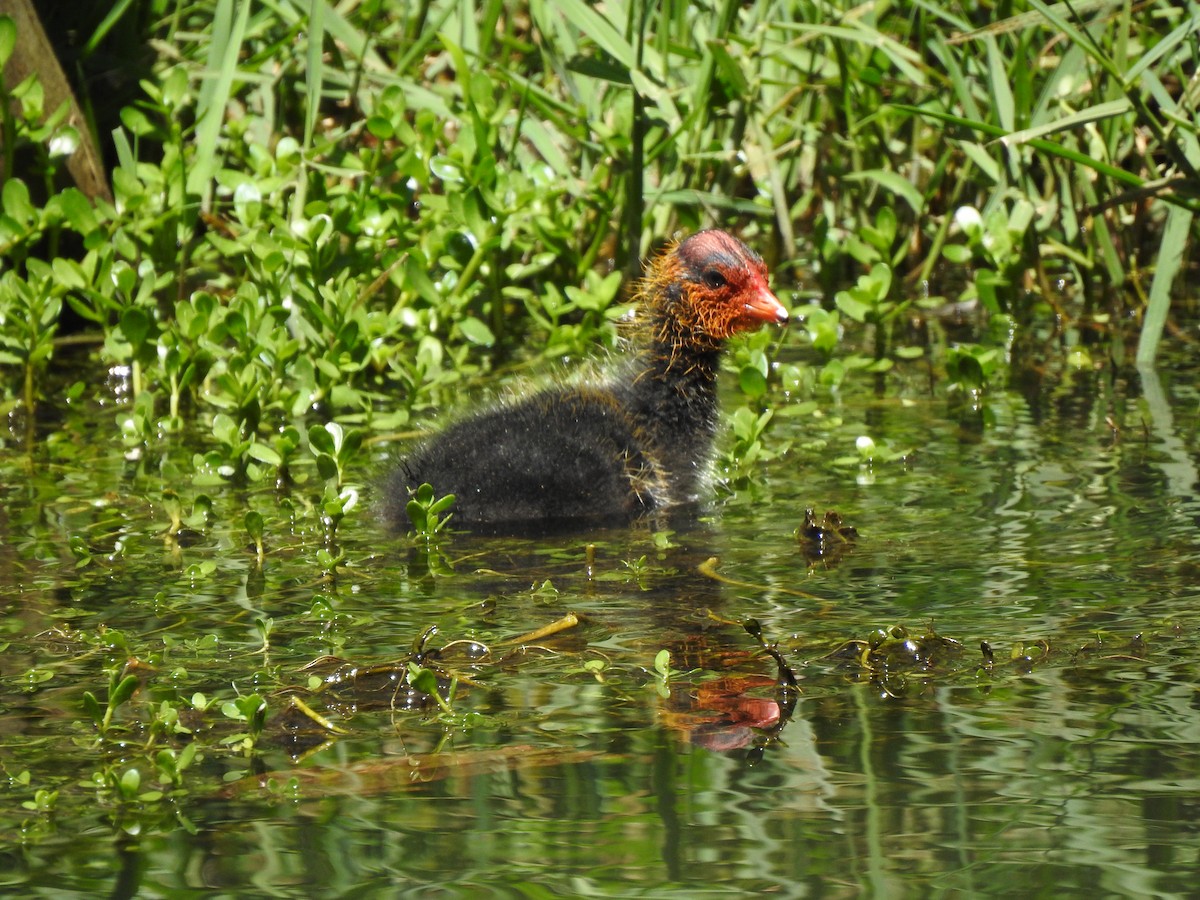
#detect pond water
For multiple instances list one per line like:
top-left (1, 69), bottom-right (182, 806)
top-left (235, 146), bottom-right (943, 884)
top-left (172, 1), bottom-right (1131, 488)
top-left (1, 339), bottom-right (1199, 897)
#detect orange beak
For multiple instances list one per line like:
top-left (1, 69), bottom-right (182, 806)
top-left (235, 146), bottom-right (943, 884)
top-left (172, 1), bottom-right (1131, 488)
top-left (740, 283), bottom-right (789, 327)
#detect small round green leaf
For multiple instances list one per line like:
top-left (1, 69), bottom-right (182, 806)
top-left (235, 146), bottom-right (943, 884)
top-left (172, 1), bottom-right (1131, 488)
top-left (458, 316), bottom-right (495, 347)
top-left (120, 307), bottom-right (152, 347)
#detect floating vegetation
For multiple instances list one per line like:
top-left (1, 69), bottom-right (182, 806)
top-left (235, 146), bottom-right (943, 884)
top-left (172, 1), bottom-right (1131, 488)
top-left (796, 508), bottom-right (860, 566)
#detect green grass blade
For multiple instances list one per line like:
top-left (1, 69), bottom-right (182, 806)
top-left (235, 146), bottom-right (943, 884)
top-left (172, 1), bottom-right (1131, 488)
top-left (1136, 204), bottom-right (1192, 366)
top-left (892, 104), bottom-right (1155, 192)
top-left (1000, 98), bottom-right (1131, 147)
top-left (1124, 10), bottom-right (1200, 84)
top-left (187, 0), bottom-right (251, 201)
top-left (845, 169), bottom-right (925, 214)
top-left (773, 21), bottom-right (926, 85)
top-left (908, 0), bottom-right (973, 36)
top-left (1026, 0), bottom-right (1120, 81)
top-left (985, 35), bottom-right (1014, 132)
top-left (1141, 69), bottom-right (1200, 169)
top-left (929, 34), bottom-right (982, 123)
top-left (304, 0), bottom-right (325, 152)
top-left (83, 0), bottom-right (137, 56)
top-left (552, 0), bottom-right (636, 73)
top-left (947, 0), bottom-right (1118, 44)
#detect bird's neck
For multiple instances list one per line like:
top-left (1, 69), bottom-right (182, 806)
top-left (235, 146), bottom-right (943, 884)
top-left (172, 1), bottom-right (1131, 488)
top-left (619, 323), bottom-right (723, 481)
top-left (641, 332), bottom-right (722, 397)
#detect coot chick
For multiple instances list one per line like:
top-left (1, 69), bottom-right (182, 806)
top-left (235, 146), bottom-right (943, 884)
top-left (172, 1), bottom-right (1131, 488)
top-left (382, 229), bottom-right (788, 532)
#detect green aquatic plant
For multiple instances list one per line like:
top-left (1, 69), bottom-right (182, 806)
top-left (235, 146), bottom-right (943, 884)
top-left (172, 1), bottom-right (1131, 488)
top-left (245, 510), bottom-right (265, 561)
top-left (406, 663), bottom-right (457, 717)
top-left (309, 421), bottom-right (364, 542)
top-left (81, 669), bottom-right (140, 737)
top-left (944, 343), bottom-right (1006, 394)
top-left (220, 692), bottom-right (269, 751)
top-left (942, 202), bottom-right (1038, 316)
top-left (405, 482), bottom-right (456, 540)
top-left (0, 261), bottom-right (61, 428)
top-left (720, 406), bottom-right (784, 489)
top-left (651, 649), bottom-right (698, 699)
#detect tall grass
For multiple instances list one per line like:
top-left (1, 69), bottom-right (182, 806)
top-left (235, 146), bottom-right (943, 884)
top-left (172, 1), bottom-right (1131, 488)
top-left (130, 1), bottom-right (1200, 322)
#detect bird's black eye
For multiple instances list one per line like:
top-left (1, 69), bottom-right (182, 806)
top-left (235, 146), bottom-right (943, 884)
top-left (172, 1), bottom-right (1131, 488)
top-left (702, 269), bottom-right (727, 289)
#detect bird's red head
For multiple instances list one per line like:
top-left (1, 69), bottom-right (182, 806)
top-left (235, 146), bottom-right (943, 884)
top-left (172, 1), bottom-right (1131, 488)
top-left (645, 229), bottom-right (788, 346)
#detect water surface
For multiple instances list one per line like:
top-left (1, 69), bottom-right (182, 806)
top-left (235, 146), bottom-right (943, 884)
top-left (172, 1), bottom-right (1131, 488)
top-left (1, 346), bottom-right (1198, 897)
